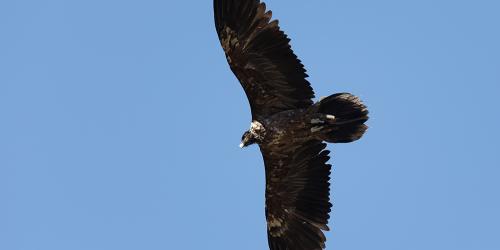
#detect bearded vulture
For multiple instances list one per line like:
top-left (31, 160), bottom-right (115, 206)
top-left (214, 0), bottom-right (369, 249)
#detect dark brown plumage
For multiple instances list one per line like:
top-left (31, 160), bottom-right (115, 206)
top-left (214, 0), bottom-right (313, 120)
top-left (214, 1), bottom-right (369, 249)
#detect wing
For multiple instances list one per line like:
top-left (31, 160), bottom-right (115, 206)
top-left (214, 0), bottom-right (315, 120)
top-left (261, 140), bottom-right (332, 250)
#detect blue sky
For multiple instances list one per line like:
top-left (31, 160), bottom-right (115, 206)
top-left (1, 0), bottom-right (499, 249)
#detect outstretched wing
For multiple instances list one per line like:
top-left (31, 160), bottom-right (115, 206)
top-left (261, 140), bottom-right (332, 250)
top-left (214, 0), bottom-right (315, 119)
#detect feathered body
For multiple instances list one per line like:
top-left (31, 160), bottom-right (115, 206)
top-left (214, 0), bottom-right (369, 249)
top-left (252, 93), bottom-right (368, 147)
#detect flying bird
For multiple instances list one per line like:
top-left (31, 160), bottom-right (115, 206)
top-left (214, 0), bottom-right (369, 249)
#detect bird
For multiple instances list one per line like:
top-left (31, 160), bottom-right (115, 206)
top-left (214, 0), bottom-right (369, 249)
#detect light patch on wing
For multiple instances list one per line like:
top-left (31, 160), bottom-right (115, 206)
top-left (311, 118), bottom-right (323, 124)
top-left (268, 217), bottom-right (283, 228)
top-left (311, 126), bottom-right (324, 133)
top-left (267, 215), bottom-right (288, 237)
top-left (220, 26), bottom-right (240, 62)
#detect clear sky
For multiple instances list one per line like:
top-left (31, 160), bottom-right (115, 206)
top-left (1, 0), bottom-right (499, 249)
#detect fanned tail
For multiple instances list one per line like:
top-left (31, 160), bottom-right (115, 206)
top-left (316, 93), bottom-right (369, 143)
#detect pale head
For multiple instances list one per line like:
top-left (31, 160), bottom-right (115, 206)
top-left (239, 120), bottom-right (266, 148)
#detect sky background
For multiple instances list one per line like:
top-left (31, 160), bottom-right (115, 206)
top-left (1, 0), bottom-right (499, 249)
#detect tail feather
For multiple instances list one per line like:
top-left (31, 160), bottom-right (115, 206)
top-left (317, 93), bottom-right (369, 143)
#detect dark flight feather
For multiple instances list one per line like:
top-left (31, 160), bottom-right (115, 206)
top-left (261, 140), bottom-right (331, 250)
top-left (214, 0), bottom-right (314, 120)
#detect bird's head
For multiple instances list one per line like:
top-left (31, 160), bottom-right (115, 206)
top-left (239, 130), bottom-right (257, 148)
